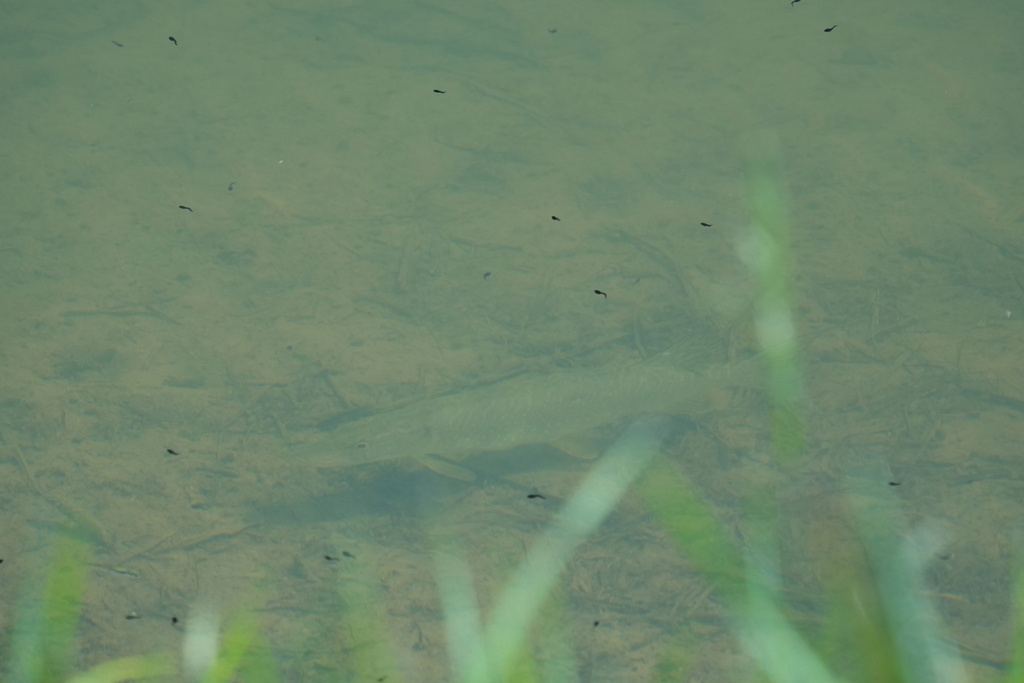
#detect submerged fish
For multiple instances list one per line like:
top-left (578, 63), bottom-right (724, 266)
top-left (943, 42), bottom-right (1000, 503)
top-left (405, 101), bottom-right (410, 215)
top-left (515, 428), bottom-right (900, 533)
top-left (292, 356), bottom-right (760, 478)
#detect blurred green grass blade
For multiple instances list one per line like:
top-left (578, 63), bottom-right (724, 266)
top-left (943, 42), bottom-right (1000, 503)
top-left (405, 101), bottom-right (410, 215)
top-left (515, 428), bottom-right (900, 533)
top-left (1004, 567), bottom-right (1024, 682)
top-left (334, 546), bottom-right (405, 683)
top-left (461, 416), bottom-right (668, 683)
top-left (10, 531), bottom-right (91, 683)
top-left (67, 653), bottom-right (174, 682)
top-left (741, 134), bottom-right (805, 466)
top-left (532, 589), bottom-right (578, 683)
top-left (739, 586), bottom-right (842, 683)
top-left (637, 457), bottom-right (746, 605)
top-left (199, 611), bottom-right (275, 683)
top-left (434, 515), bottom-right (576, 683)
top-left (854, 507), bottom-right (968, 683)
top-left (435, 549), bottom-right (486, 679)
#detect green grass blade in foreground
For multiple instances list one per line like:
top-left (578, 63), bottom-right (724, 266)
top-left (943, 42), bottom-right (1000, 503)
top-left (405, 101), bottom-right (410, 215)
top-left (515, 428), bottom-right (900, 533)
top-left (637, 458), bottom-right (746, 605)
top-left (66, 653), bottom-right (174, 683)
top-left (333, 542), bottom-right (406, 683)
top-left (457, 416), bottom-right (670, 683)
top-left (740, 134), bottom-right (805, 466)
top-left (8, 531), bottom-right (91, 683)
top-left (1004, 567), bottom-right (1024, 682)
top-left (195, 610), bottom-right (277, 683)
top-left (738, 136), bottom-right (972, 682)
top-left (740, 586), bottom-right (842, 683)
top-left (436, 550), bottom-right (579, 683)
top-left (850, 479), bottom-right (968, 683)
top-left (639, 456), bottom-right (841, 681)
top-left (434, 549), bottom-right (489, 681)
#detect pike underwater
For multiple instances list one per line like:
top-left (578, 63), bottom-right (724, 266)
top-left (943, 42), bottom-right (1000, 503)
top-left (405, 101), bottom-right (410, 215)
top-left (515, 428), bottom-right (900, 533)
top-left (291, 352), bottom-right (761, 478)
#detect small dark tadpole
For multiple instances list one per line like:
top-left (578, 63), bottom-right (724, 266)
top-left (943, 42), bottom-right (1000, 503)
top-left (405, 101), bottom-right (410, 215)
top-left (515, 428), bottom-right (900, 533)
top-left (548, 28), bottom-right (558, 34)
top-left (700, 222), bottom-right (713, 227)
top-left (324, 555), bottom-right (340, 562)
top-left (111, 40), bottom-right (124, 48)
top-left (433, 89), bottom-right (446, 94)
top-left (228, 181), bottom-right (236, 191)
top-left (126, 613), bottom-right (141, 620)
top-left (527, 493), bottom-right (545, 500)
top-left (594, 289), bottom-right (608, 298)
top-left (178, 205), bottom-right (193, 212)
top-left (168, 36), bottom-right (178, 45)
top-left (551, 216), bottom-right (560, 221)
top-left (483, 272), bottom-right (492, 280)
top-left (342, 550), bottom-right (355, 559)
top-left (593, 620), bottom-right (600, 627)
top-left (790, 0), bottom-right (800, 5)
top-left (166, 448), bottom-right (179, 455)
top-left (888, 481), bottom-right (902, 486)
top-left (824, 25), bottom-right (837, 32)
